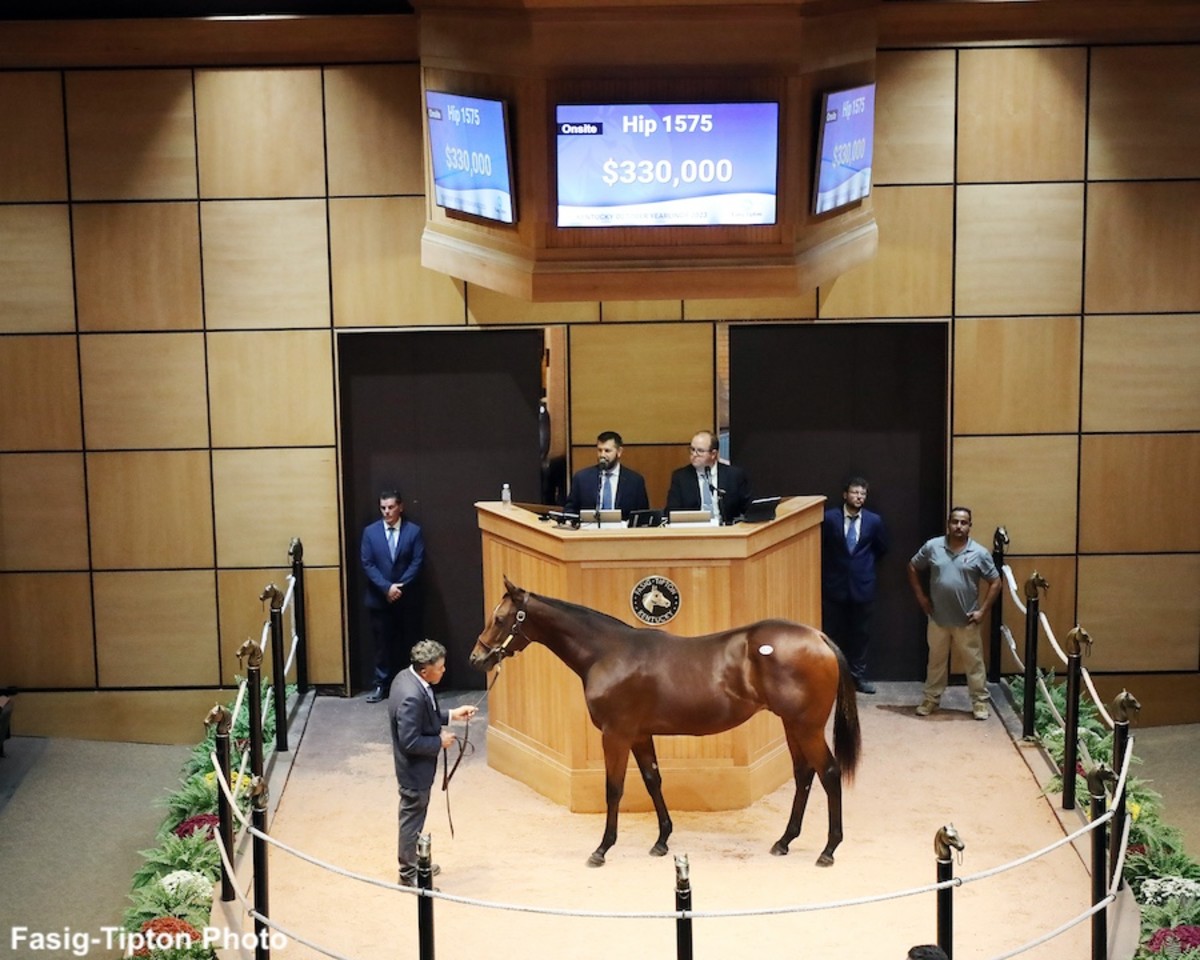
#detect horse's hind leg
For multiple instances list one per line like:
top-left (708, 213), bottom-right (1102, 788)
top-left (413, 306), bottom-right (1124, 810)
top-left (813, 746), bottom-right (845, 867)
top-left (631, 737), bottom-right (673, 857)
top-left (771, 726), bottom-right (816, 858)
top-left (590, 735), bottom-right (631, 867)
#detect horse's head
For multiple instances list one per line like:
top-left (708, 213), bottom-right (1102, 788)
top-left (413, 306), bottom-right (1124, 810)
top-left (934, 823), bottom-right (965, 860)
top-left (470, 575), bottom-right (534, 671)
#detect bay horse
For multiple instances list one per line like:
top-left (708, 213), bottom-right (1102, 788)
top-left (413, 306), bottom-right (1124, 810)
top-left (470, 577), bottom-right (862, 867)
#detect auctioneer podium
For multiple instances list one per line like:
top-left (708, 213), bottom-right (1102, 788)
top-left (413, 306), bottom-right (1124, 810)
top-left (476, 496), bottom-right (824, 813)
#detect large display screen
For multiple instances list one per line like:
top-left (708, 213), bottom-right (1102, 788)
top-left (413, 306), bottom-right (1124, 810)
top-left (812, 83), bottom-right (876, 215)
top-left (425, 91), bottom-right (516, 224)
top-left (555, 102), bottom-right (779, 228)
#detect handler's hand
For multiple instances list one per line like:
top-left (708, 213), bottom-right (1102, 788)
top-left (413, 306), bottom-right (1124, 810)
top-left (440, 730), bottom-right (456, 749)
top-left (449, 705), bottom-right (478, 722)
top-left (966, 609), bottom-right (984, 625)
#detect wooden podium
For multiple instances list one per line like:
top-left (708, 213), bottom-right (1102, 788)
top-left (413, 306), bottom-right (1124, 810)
top-left (476, 496), bottom-right (825, 813)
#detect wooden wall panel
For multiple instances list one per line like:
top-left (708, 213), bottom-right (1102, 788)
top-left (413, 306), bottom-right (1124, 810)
top-left (570, 323), bottom-right (712, 444)
top-left (1082, 314), bottom-right (1200, 432)
top-left (0, 204), bottom-right (75, 333)
top-left (207, 330), bottom-right (334, 447)
top-left (329, 197), bottom-right (464, 328)
top-left (0, 72), bottom-right (67, 202)
top-left (1078, 555), bottom-right (1200, 672)
top-left (212, 448), bottom-right (339, 567)
top-left (684, 293), bottom-right (815, 321)
top-left (465, 285), bottom-right (596, 325)
top-left (1089, 46), bottom-right (1200, 180)
top-left (600, 300), bottom-right (684, 322)
top-left (0, 573), bottom-right (94, 687)
top-left (952, 435), bottom-right (1078, 555)
top-left (324, 64), bottom-right (423, 198)
top-left (87, 450), bottom-right (215, 569)
top-left (64, 70), bottom-right (197, 201)
top-left (1090, 673), bottom-right (1200, 727)
top-left (957, 48), bottom-right (1086, 183)
top-left (0, 454), bottom-right (88, 571)
top-left (955, 183), bottom-right (1084, 316)
top-left (80, 333), bottom-right (209, 450)
top-left (194, 68), bottom-right (324, 199)
top-left (201, 199), bottom-right (330, 329)
top-left (1079, 434), bottom-right (1200, 553)
top-left (94, 571), bottom-right (220, 687)
top-left (874, 49), bottom-right (955, 185)
top-left (1085, 182), bottom-right (1200, 314)
top-left (216, 566), bottom-right (345, 687)
top-left (0, 335), bottom-right (82, 451)
top-left (954, 316), bottom-right (1080, 435)
top-left (73, 202), bottom-right (203, 332)
top-left (818, 185), bottom-right (953, 319)
top-left (13, 690), bottom-right (226, 744)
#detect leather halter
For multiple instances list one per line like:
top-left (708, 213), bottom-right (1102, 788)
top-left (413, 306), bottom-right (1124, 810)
top-left (475, 599), bottom-right (528, 669)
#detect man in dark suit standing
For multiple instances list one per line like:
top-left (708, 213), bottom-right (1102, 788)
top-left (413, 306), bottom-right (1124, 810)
top-left (361, 488), bottom-right (425, 703)
top-left (665, 430), bottom-right (751, 524)
top-left (563, 430), bottom-right (650, 521)
top-left (821, 477), bottom-right (889, 694)
top-left (389, 639), bottom-right (477, 885)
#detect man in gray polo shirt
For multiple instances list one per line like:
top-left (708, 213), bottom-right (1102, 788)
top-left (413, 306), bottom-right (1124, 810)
top-left (907, 506), bottom-right (1001, 720)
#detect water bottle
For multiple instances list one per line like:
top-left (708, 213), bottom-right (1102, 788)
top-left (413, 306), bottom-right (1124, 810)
top-left (501, 483), bottom-right (512, 506)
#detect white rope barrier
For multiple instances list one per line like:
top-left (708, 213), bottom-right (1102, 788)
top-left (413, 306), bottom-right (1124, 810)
top-left (1040, 611), bottom-right (1067, 666)
top-left (1109, 814), bottom-right (1133, 899)
top-left (985, 895), bottom-right (1114, 960)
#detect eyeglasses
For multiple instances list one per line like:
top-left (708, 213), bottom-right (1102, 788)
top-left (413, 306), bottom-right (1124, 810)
top-left (690, 447), bottom-right (713, 454)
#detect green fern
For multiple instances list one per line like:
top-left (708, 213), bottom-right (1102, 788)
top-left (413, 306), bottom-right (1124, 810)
top-left (131, 831), bottom-right (221, 891)
top-left (123, 877), bottom-right (214, 931)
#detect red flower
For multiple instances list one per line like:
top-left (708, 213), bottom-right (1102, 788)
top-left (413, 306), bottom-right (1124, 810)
top-left (133, 917), bottom-right (202, 957)
top-left (173, 813), bottom-right (220, 840)
top-left (1146, 925), bottom-right (1200, 953)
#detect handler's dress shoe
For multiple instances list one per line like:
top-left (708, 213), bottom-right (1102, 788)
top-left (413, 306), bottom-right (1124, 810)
top-left (365, 686), bottom-right (386, 703)
top-left (855, 679), bottom-right (877, 694)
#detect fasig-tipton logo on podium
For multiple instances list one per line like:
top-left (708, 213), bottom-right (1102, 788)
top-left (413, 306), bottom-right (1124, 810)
top-left (630, 575), bottom-right (681, 625)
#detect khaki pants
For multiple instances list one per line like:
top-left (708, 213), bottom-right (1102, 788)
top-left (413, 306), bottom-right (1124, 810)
top-left (923, 619), bottom-right (989, 704)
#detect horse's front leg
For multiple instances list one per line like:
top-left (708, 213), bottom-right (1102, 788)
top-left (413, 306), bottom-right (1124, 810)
top-left (631, 737), bottom-right (672, 857)
top-left (589, 735), bottom-right (631, 867)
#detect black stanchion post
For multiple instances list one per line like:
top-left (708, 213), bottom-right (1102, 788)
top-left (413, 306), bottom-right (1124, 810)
top-left (288, 538), bottom-right (309, 695)
top-left (675, 854), bottom-right (693, 960)
top-left (1109, 690), bottom-right (1140, 888)
top-left (250, 776), bottom-right (271, 960)
top-left (417, 834), bottom-right (435, 960)
top-left (238, 639), bottom-right (266, 784)
top-left (1021, 571), bottom-right (1048, 739)
top-left (205, 705), bottom-right (236, 902)
top-left (1086, 765), bottom-right (1115, 960)
top-left (934, 824), bottom-right (964, 960)
top-left (260, 583), bottom-right (288, 754)
top-left (1062, 626), bottom-right (1091, 811)
top-left (989, 527), bottom-right (1008, 683)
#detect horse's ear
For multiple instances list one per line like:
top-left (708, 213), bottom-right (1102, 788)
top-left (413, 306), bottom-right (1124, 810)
top-left (503, 574), bottom-right (518, 595)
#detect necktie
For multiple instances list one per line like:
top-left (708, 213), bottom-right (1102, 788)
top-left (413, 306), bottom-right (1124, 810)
top-left (846, 515), bottom-right (858, 552)
top-left (701, 473), bottom-right (713, 512)
top-left (601, 472), bottom-right (614, 510)
top-left (387, 525), bottom-right (398, 560)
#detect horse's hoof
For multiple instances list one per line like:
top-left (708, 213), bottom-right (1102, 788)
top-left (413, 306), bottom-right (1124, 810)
top-left (587, 852), bottom-right (606, 868)
top-left (816, 852), bottom-right (835, 867)
top-left (770, 842), bottom-right (789, 857)
top-left (649, 843), bottom-right (669, 857)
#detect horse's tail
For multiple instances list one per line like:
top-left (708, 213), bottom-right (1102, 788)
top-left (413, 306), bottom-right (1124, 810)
top-left (823, 633), bottom-right (862, 782)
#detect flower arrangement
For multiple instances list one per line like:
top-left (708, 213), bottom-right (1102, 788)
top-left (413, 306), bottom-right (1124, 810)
top-left (1011, 673), bottom-right (1200, 959)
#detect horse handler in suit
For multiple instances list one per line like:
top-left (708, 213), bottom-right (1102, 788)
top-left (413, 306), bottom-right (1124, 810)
top-left (361, 489), bottom-right (425, 703)
top-left (390, 640), bottom-right (477, 886)
top-left (821, 477), bottom-right (889, 694)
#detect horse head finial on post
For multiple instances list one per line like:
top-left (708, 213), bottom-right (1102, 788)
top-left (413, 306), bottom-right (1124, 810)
top-left (288, 537), bottom-right (303, 563)
top-left (236, 637), bottom-right (264, 669)
top-left (1066, 625), bottom-right (1092, 658)
top-left (205, 704), bottom-right (232, 736)
top-left (1023, 570), bottom-right (1049, 601)
top-left (259, 582), bottom-right (283, 613)
top-left (934, 823), bottom-right (965, 861)
top-left (993, 525), bottom-right (1009, 553)
top-left (1113, 689), bottom-right (1142, 725)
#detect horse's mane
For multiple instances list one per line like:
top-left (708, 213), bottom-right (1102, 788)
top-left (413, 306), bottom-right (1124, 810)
top-left (530, 591), bottom-right (636, 632)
